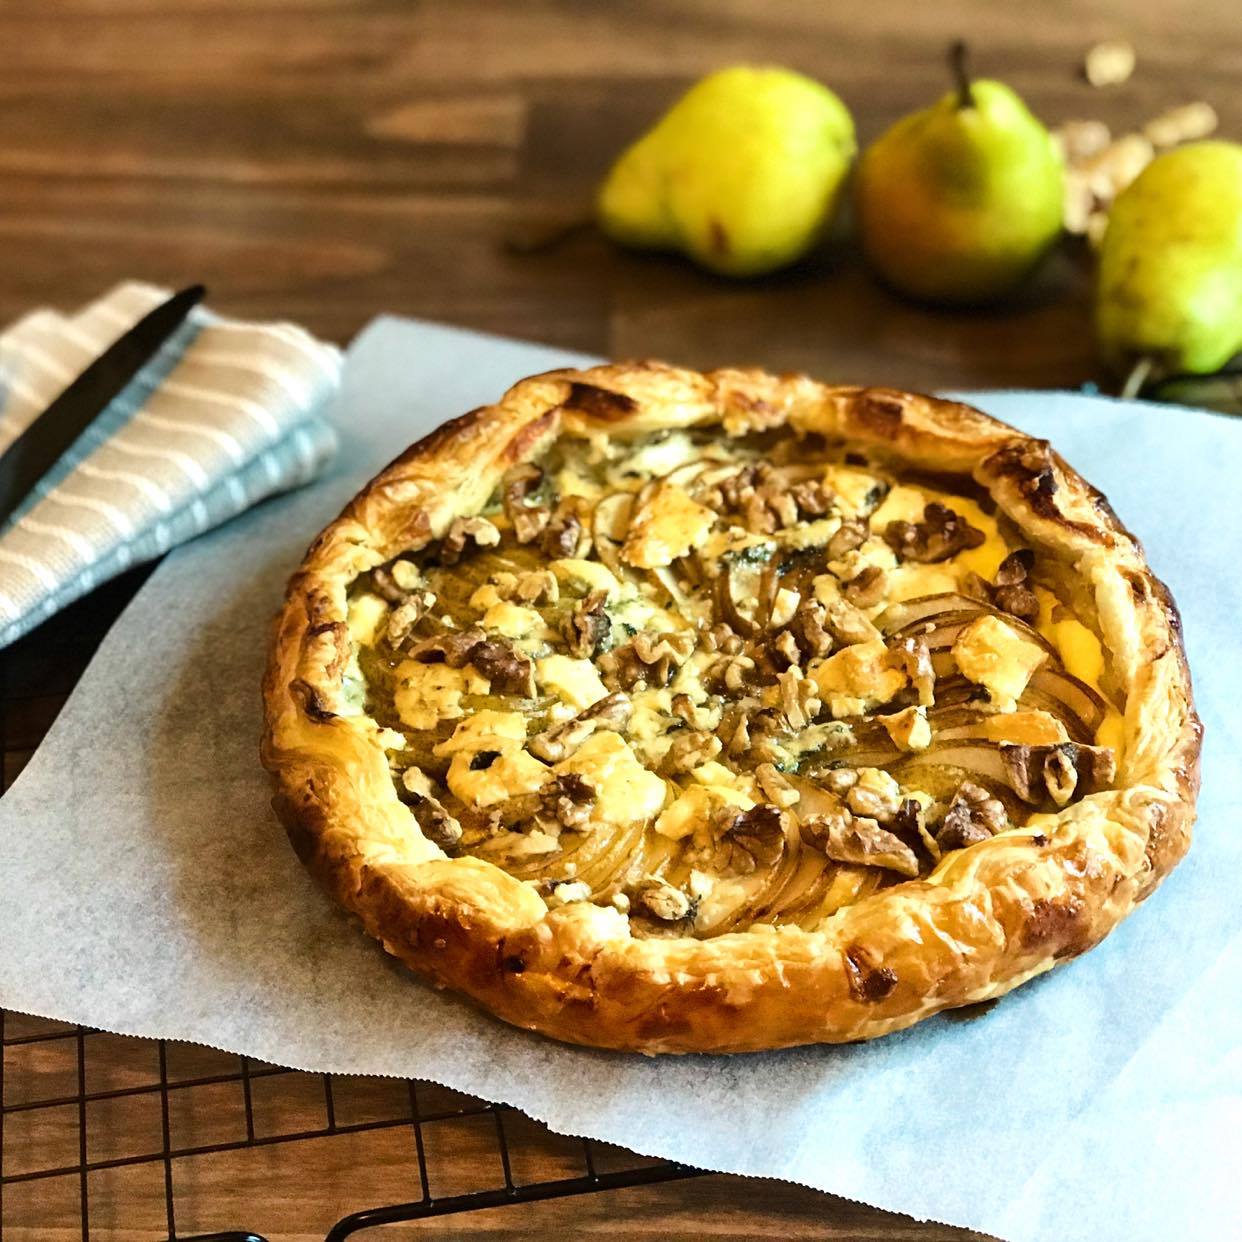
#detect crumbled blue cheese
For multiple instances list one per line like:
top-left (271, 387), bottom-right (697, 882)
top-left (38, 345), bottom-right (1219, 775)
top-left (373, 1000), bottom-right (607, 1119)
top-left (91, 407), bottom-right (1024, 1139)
top-left (822, 465), bottom-right (886, 516)
top-left (952, 614), bottom-right (1048, 710)
top-left (654, 781), bottom-right (752, 841)
top-left (394, 660), bottom-right (490, 731)
top-left (808, 641), bottom-right (908, 718)
top-left (622, 483), bottom-right (717, 569)
top-left (880, 705), bottom-right (931, 751)
top-left (346, 592), bottom-right (389, 647)
top-left (433, 710), bottom-right (550, 808)
top-left (550, 557), bottom-right (623, 600)
top-left (536, 655), bottom-right (609, 712)
top-left (555, 732), bottom-right (667, 826)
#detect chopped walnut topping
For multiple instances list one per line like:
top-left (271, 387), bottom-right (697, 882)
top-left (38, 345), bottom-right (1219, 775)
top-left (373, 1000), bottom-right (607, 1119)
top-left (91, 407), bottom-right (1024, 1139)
top-left (1001, 742), bottom-right (1116, 806)
top-left (715, 703), bottom-right (753, 758)
top-left (542, 772), bottom-right (596, 828)
top-left (542, 498), bottom-right (592, 559)
top-left (892, 797), bottom-right (940, 865)
top-left (408, 628), bottom-right (489, 667)
top-left (845, 768), bottom-right (903, 823)
top-left (370, 565), bottom-right (409, 604)
top-left (600, 629), bottom-right (695, 691)
top-left (502, 463), bottom-right (551, 544)
top-left (706, 804), bottom-right (790, 875)
top-left (408, 628), bottom-right (533, 696)
top-left (892, 634), bottom-right (935, 706)
top-left (826, 518), bottom-right (868, 560)
top-left (787, 600), bottom-right (835, 659)
top-left (991, 550), bottom-right (1040, 624)
top-left (386, 590), bottom-right (436, 648)
top-left (634, 876), bottom-right (693, 922)
top-left (528, 692), bottom-right (632, 763)
top-left (884, 503), bottom-right (985, 563)
top-left (790, 477), bottom-right (834, 516)
top-left (440, 516), bottom-right (500, 565)
top-left (470, 641), bottom-right (535, 696)
top-left (404, 791), bottom-right (463, 850)
top-left (821, 598), bottom-right (881, 646)
top-left (701, 623), bottom-right (743, 654)
top-left (514, 569), bottom-right (559, 606)
top-left (802, 802), bottom-right (919, 878)
top-left (670, 692), bottom-right (721, 731)
top-left (938, 782), bottom-right (1008, 851)
top-left (769, 629), bottom-right (803, 670)
top-left (756, 763), bottom-right (800, 809)
top-left (774, 666), bottom-right (821, 730)
top-left (720, 653), bottom-right (757, 693)
top-left (660, 729), bottom-right (723, 775)
top-left (844, 565), bottom-right (887, 608)
top-left (562, 588), bottom-right (611, 658)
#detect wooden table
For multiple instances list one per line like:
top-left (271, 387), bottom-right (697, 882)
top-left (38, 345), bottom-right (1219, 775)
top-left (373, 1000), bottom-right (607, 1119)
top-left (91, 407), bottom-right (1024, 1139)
top-left (1, 1), bottom-right (1235, 1237)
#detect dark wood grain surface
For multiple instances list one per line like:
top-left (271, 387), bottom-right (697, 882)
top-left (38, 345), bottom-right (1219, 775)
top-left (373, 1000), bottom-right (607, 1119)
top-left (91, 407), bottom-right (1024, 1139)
top-left (2, 1), bottom-right (1237, 1237)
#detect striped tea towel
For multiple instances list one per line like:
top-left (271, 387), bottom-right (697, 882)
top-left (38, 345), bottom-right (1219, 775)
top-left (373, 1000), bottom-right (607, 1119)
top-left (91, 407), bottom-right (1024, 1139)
top-left (0, 281), bottom-right (341, 649)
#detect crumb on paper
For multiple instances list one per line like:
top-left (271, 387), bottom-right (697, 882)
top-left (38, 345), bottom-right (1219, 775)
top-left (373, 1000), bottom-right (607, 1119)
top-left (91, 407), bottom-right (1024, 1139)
top-left (1084, 39), bottom-right (1136, 88)
top-left (1143, 101), bottom-right (1218, 148)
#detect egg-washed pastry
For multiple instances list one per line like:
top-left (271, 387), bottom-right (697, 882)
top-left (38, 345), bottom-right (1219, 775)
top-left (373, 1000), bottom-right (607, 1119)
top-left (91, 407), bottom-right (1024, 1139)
top-left (262, 364), bottom-right (1200, 1054)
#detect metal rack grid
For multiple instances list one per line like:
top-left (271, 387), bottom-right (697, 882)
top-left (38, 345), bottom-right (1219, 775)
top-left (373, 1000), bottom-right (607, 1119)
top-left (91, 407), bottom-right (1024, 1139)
top-left (0, 568), bottom-right (701, 1240)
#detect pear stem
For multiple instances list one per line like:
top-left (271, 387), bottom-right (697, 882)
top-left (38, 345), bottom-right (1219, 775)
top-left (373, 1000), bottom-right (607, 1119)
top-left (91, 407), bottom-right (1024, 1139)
top-left (949, 40), bottom-right (976, 110)
top-left (1119, 356), bottom-right (1155, 401)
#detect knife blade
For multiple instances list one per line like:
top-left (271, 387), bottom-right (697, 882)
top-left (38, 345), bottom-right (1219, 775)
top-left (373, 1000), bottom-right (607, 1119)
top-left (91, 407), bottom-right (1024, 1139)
top-left (0, 284), bottom-right (206, 528)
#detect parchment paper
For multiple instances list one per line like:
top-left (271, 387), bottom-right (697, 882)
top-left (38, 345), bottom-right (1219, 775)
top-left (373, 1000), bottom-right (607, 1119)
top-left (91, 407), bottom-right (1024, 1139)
top-left (1, 317), bottom-right (1238, 1242)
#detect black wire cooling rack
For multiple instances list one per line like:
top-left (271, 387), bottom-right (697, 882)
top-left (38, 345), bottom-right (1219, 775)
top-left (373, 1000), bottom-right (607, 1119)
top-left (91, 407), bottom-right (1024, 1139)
top-left (0, 568), bottom-right (701, 1240)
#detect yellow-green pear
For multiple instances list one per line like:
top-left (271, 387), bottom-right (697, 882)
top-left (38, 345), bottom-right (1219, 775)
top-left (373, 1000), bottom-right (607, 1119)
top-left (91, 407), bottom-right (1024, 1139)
top-left (1097, 141), bottom-right (1242, 386)
top-left (855, 45), bottom-right (1063, 304)
top-left (597, 66), bottom-right (856, 277)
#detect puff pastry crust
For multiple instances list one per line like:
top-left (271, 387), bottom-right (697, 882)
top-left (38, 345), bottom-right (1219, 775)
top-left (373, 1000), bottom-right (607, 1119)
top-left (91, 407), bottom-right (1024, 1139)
top-left (261, 363), bottom-right (1200, 1053)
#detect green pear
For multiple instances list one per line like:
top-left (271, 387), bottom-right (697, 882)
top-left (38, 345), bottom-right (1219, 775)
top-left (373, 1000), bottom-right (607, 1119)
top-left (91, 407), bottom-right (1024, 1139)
top-left (1097, 141), bottom-right (1242, 385)
top-left (855, 45), bottom-right (1063, 304)
top-left (597, 66), bottom-right (856, 277)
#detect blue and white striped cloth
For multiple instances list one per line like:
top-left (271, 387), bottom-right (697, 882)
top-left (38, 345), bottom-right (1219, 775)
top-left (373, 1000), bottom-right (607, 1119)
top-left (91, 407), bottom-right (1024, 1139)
top-left (0, 282), bottom-right (341, 648)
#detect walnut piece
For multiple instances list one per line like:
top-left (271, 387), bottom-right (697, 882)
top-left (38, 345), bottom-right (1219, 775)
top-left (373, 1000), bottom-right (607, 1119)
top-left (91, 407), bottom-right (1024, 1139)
top-left (386, 590), bottom-right (436, 648)
top-left (408, 629), bottom-right (534, 696)
top-left (826, 518), bottom-right (868, 561)
top-left (786, 600), bottom-right (835, 659)
top-left (501, 463), bottom-right (551, 544)
top-left (892, 634), bottom-right (935, 706)
top-left (938, 782), bottom-right (1008, 851)
top-left (774, 666), bottom-right (821, 730)
top-left (844, 565), bottom-right (887, 608)
top-left (1001, 742), bottom-right (1117, 806)
top-left (599, 629), bottom-right (695, 691)
top-left (528, 691), bottom-right (632, 762)
top-left (634, 876), bottom-right (693, 922)
top-left (542, 772), bottom-right (596, 828)
top-left (992, 549), bottom-right (1040, 624)
top-left (660, 729), bottom-right (722, 775)
top-left (440, 516), bottom-right (500, 565)
top-left (707, 804), bottom-right (790, 876)
top-left (404, 790), bottom-right (463, 850)
top-left (884, 503), bottom-right (985, 563)
top-left (562, 589), bottom-right (611, 658)
top-left (802, 802), bottom-right (919, 879)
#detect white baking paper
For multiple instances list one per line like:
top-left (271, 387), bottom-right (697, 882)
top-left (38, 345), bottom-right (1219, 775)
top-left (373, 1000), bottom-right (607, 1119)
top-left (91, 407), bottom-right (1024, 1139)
top-left (1, 317), bottom-right (1238, 1242)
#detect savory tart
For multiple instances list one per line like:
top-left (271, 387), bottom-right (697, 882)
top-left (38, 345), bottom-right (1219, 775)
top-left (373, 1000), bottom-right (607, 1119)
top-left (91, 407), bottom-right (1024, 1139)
top-left (262, 363), bottom-right (1200, 1053)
